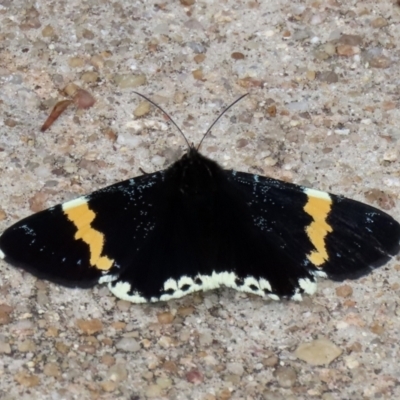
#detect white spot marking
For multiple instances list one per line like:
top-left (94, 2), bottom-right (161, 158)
top-left (243, 276), bottom-right (259, 287)
top-left (99, 274), bottom-right (118, 284)
top-left (163, 278), bottom-right (178, 292)
top-left (312, 270), bottom-right (328, 278)
top-left (159, 272), bottom-right (241, 302)
top-left (62, 196), bottom-right (88, 211)
top-left (108, 281), bottom-right (148, 303)
top-left (106, 272), bottom-right (306, 303)
top-left (291, 289), bottom-right (303, 301)
top-left (159, 291), bottom-right (190, 302)
top-left (303, 188), bottom-right (331, 201)
top-left (197, 271), bottom-right (238, 291)
top-left (298, 278), bottom-right (317, 295)
top-left (259, 278), bottom-right (272, 292)
top-left (177, 276), bottom-right (195, 288)
top-left (241, 276), bottom-right (261, 293)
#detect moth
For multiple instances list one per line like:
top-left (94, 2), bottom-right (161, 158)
top-left (1, 93), bottom-right (399, 303)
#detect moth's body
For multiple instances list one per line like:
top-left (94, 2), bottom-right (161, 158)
top-left (1, 147), bottom-right (399, 303)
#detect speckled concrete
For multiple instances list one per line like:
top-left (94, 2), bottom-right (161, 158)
top-left (1, 1), bottom-right (400, 399)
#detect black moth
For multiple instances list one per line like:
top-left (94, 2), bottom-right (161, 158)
top-left (0, 93), bottom-right (399, 303)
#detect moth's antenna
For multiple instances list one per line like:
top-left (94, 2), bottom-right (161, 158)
top-left (132, 91), bottom-right (191, 149)
top-left (197, 93), bottom-right (249, 151)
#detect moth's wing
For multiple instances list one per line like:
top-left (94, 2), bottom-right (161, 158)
top-left (0, 172), bottom-right (165, 288)
top-left (229, 171), bottom-right (400, 287)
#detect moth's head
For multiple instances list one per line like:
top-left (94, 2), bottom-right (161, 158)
top-left (174, 147), bottom-right (222, 196)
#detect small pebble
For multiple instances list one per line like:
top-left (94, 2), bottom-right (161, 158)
top-left (151, 155), bottom-right (166, 167)
top-left (55, 342), bottom-right (70, 354)
top-left (82, 28), bottom-right (95, 39)
top-left (158, 336), bottom-right (174, 348)
top-left (68, 57), bottom-right (85, 68)
top-left (348, 342), bottom-right (362, 353)
top-left (101, 381), bottom-right (117, 392)
top-left (336, 284), bottom-right (353, 298)
top-left (177, 306), bottom-right (195, 317)
top-left (133, 101), bottom-right (151, 117)
top-left (81, 71), bottom-right (98, 83)
top-left (383, 149), bottom-right (398, 162)
top-left (0, 341), bottom-right (11, 354)
top-left (41, 25), bottom-right (55, 37)
top-left (145, 384), bottom-right (163, 398)
top-left (75, 319), bottom-right (103, 335)
top-left (263, 354), bottom-right (279, 367)
top-left (14, 372), bottom-right (40, 387)
top-left (231, 52), bottom-right (245, 60)
top-left (371, 17), bottom-right (388, 28)
top-left (74, 88), bottom-right (95, 109)
top-left (337, 44), bottom-right (359, 57)
top-left (317, 71), bottom-right (339, 83)
top-left (157, 311), bottom-right (174, 324)
top-left (295, 338), bottom-right (342, 366)
top-left (370, 322), bottom-right (385, 335)
top-left (292, 29), bottom-right (311, 41)
top-left (28, 192), bottom-right (47, 212)
top-left (266, 104), bottom-right (277, 116)
top-left (365, 49), bottom-right (391, 69)
top-left (310, 13), bottom-right (325, 25)
top-left (20, 7), bottom-right (41, 30)
top-left (194, 54), bottom-right (206, 63)
top-left (17, 340), bottom-right (36, 352)
top-left (218, 389), bottom-right (232, 400)
top-left (0, 311), bottom-right (11, 327)
top-left (43, 363), bottom-right (61, 377)
top-left (102, 354), bottom-right (116, 366)
top-left (107, 363), bottom-right (128, 382)
top-left (114, 74), bottom-right (147, 88)
top-left (314, 49), bottom-right (331, 61)
top-left (192, 69), bottom-right (204, 80)
top-left (115, 338), bottom-right (141, 352)
top-left (334, 128), bottom-right (350, 135)
top-left (338, 34), bottom-right (363, 46)
top-left (344, 356), bottom-right (360, 369)
top-left (274, 366), bottom-right (297, 388)
top-left (91, 55), bottom-right (104, 69)
top-left (226, 362), bottom-right (244, 376)
top-left (163, 361), bottom-right (178, 374)
top-left (156, 377), bottom-right (173, 389)
top-left (46, 326), bottom-right (59, 337)
top-left (116, 300), bottom-right (131, 311)
top-left (186, 369), bottom-right (204, 384)
top-left (0, 208), bottom-right (7, 222)
top-left (324, 42), bottom-right (336, 55)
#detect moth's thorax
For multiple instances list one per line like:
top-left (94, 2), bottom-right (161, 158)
top-left (169, 148), bottom-right (223, 196)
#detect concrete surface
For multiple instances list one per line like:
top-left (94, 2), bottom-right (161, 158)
top-left (0, 0), bottom-right (400, 399)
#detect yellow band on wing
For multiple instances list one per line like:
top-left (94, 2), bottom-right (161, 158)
top-left (62, 198), bottom-right (114, 271)
top-left (303, 189), bottom-right (333, 267)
